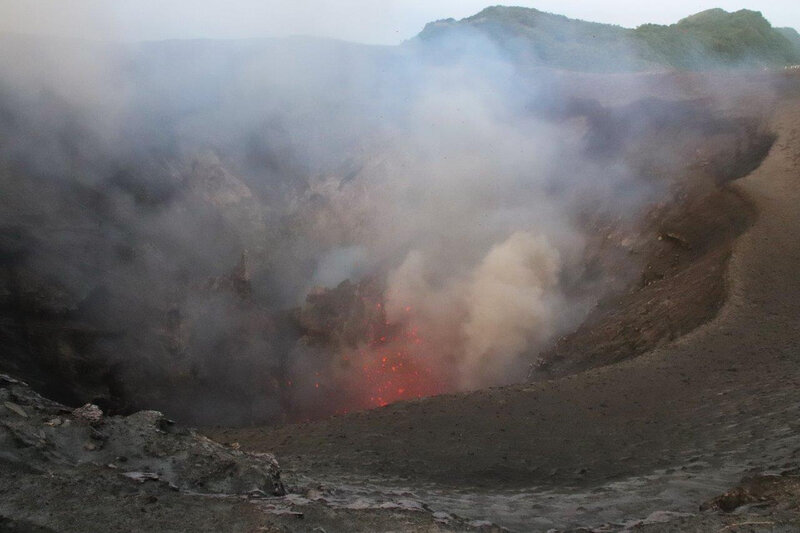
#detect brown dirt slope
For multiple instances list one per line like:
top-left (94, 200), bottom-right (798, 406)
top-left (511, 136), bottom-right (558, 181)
top-left (214, 94), bottom-right (800, 495)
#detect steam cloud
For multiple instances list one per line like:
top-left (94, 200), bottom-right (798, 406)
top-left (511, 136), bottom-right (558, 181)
top-left (0, 28), bottom-right (691, 424)
top-left (461, 232), bottom-right (561, 388)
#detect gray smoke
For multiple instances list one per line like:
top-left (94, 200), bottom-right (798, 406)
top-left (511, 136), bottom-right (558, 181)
top-left (0, 22), bottom-right (749, 423)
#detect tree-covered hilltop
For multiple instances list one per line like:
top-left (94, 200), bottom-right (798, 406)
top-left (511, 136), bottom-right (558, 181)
top-left (415, 6), bottom-right (800, 71)
top-left (777, 26), bottom-right (800, 54)
top-left (636, 9), bottom-right (800, 68)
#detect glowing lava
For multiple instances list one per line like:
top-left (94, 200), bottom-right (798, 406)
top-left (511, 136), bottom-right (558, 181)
top-left (289, 288), bottom-right (449, 420)
top-left (332, 301), bottom-right (448, 413)
top-left (354, 320), bottom-right (441, 408)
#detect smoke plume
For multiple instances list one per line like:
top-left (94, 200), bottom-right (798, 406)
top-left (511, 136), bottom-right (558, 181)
top-left (0, 16), bottom-right (767, 424)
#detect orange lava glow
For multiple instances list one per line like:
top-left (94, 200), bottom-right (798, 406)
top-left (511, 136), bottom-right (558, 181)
top-left (291, 296), bottom-right (449, 420)
top-left (333, 301), bottom-right (448, 413)
top-left (353, 321), bottom-right (442, 408)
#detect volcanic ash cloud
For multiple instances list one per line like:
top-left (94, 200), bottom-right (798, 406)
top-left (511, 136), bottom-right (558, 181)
top-left (460, 231), bottom-right (562, 388)
top-left (385, 231), bottom-right (563, 391)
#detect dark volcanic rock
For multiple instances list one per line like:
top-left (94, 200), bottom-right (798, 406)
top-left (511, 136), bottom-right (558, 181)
top-left (0, 373), bottom-right (284, 497)
top-left (701, 474), bottom-right (800, 513)
top-left (0, 374), bottom-right (501, 530)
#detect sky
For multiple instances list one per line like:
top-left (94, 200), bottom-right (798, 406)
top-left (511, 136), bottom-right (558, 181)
top-left (2, 1), bottom-right (798, 45)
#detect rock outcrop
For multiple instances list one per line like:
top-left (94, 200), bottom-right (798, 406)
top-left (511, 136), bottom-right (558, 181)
top-left (0, 373), bottom-right (284, 497)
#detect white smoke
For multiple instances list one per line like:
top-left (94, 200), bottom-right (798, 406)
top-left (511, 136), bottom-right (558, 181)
top-left (384, 232), bottom-right (563, 390)
top-left (460, 232), bottom-right (561, 388)
top-left (1, 20), bottom-right (734, 422)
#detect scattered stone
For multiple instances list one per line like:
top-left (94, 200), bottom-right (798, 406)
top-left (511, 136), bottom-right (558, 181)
top-left (701, 474), bottom-right (800, 513)
top-left (305, 487), bottom-right (324, 500)
top-left (0, 374), bottom-right (24, 385)
top-left (0, 376), bottom-right (285, 497)
top-left (123, 472), bottom-right (160, 483)
top-left (247, 489), bottom-right (268, 498)
top-left (72, 404), bottom-right (103, 425)
top-left (259, 502), bottom-right (304, 518)
top-left (660, 231), bottom-right (691, 249)
top-left (3, 401), bottom-right (28, 418)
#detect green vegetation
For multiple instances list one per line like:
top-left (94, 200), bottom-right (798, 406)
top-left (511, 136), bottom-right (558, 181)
top-left (635, 9), bottom-right (800, 68)
top-left (777, 26), bottom-right (800, 53)
top-left (416, 6), bottom-right (800, 71)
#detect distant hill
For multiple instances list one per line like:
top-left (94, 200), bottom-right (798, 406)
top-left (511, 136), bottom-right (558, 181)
top-left (777, 26), bottom-right (800, 53)
top-left (415, 6), bottom-right (800, 71)
top-left (635, 9), bottom-right (800, 69)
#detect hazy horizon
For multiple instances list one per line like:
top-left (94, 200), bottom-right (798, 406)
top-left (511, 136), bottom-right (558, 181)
top-left (2, 1), bottom-right (798, 45)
